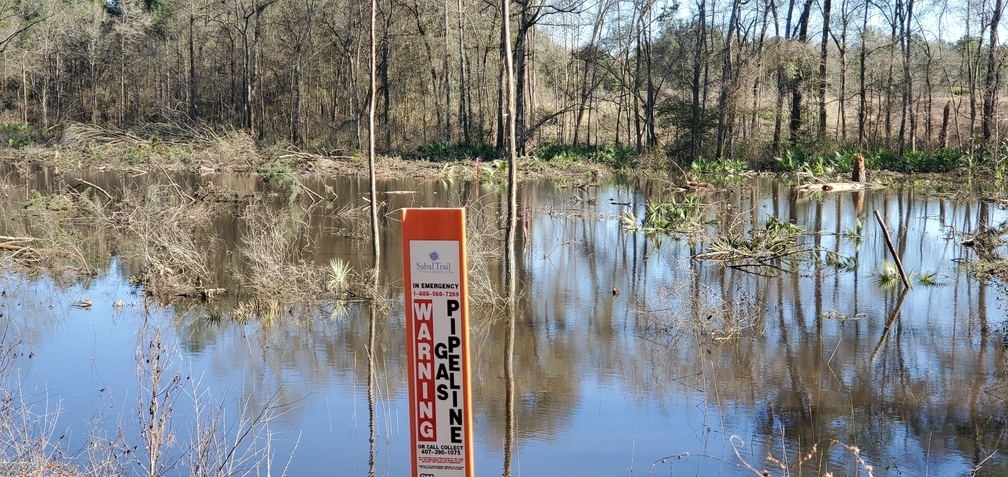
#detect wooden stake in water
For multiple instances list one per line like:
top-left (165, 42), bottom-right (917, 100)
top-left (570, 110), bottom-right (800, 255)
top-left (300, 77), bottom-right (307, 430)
top-left (873, 209), bottom-right (911, 290)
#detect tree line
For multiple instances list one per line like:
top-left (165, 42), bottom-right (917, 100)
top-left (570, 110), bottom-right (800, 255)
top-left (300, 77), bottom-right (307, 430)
top-left (0, 0), bottom-right (1005, 163)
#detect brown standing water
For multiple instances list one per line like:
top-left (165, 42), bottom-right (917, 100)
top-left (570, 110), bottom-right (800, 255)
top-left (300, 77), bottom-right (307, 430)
top-left (1, 168), bottom-right (1006, 476)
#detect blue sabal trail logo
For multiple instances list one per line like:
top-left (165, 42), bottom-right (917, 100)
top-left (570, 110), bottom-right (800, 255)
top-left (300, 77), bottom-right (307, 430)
top-left (417, 250), bottom-right (452, 273)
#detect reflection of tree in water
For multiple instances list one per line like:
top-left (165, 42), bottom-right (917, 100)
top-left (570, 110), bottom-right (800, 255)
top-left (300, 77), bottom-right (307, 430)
top-left (172, 298), bottom-right (407, 428)
top-left (664, 299), bottom-right (1008, 473)
top-left (472, 304), bottom-right (580, 449)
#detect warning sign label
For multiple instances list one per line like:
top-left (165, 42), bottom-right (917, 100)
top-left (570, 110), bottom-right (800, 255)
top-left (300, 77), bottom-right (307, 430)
top-left (402, 208), bottom-right (474, 477)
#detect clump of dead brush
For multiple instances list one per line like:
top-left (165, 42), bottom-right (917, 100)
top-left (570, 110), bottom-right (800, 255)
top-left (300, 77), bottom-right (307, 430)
top-left (136, 323), bottom-right (182, 477)
top-left (100, 183), bottom-right (221, 300)
top-left (192, 129), bottom-right (262, 171)
top-left (959, 221), bottom-right (1008, 281)
top-left (0, 303), bottom-right (287, 476)
top-left (649, 435), bottom-right (875, 477)
top-left (636, 272), bottom-right (765, 342)
top-left (0, 322), bottom-right (111, 477)
top-left (465, 211), bottom-right (508, 310)
top-left (240, 204), bottom-right (325, 301)
top-left (4, 187), bottom-right (110, 277)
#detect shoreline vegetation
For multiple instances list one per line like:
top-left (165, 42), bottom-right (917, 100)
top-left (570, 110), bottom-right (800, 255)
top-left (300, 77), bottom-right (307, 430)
top-left (3, 121), bottom-right (1008, 190)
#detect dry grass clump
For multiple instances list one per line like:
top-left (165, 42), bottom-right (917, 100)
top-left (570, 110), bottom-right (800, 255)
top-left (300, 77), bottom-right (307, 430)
top-left (240, 204), bottom-right (325, 301)
top-left (2, 188), bottom-right (111, 278)
top-left (959, 221), bottom-right (1008, 282)
top-left (98, 183), bottom-right (223, 300)
top-left (651, 435), bottom-right (875, 477)
top-left (465, 211), bottom-right (507, 311)
top-left (191, 129), bottom-right (262, 172)
top-left (636, 272), bottom-right (765, 342)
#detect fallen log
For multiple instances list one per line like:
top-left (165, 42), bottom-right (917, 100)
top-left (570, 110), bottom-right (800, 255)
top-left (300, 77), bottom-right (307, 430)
top-left (794, 182), bottom-right (867, 192)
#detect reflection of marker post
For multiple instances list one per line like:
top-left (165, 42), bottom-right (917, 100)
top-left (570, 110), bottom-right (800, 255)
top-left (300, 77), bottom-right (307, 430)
top-left (402, 208), bottom-right (474, 477)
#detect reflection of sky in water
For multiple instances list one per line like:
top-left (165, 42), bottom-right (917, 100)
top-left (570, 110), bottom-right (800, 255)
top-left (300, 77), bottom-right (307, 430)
top-left (2, 177), bottom-right (1008, 476)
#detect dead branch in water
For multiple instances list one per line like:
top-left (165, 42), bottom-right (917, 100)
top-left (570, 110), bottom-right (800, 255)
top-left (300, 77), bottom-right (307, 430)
top-left (873, 210), bottom-right (911, 290)
top-left (0, 235), bottom-right (36, 250)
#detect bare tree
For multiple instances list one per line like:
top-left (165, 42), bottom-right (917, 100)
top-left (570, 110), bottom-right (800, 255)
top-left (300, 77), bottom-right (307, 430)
top-left (983, 0), bottom-right (1004, 142)
top-left (716, 0), bottom-right (743, 157)
top-left (818, 0), bottom-right (832, 138)
top-left (368, 0), bottom-right (380, 280)
top-left (502, 0), bottom-right (517, 296)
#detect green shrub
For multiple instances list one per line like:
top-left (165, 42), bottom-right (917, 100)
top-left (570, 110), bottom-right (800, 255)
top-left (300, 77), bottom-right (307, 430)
top-left (690, 157), bottom-right (747, 175)
top-left (256, 158), bottom-right (300, 198)
top-left (774, 148), bottom-right (841, 175)
top-left (536, 143), bottom-right (636, 169)
top-left (417, 141), bottom-right (499, 161)
top-left (0, 123), bottom-right (45, 148)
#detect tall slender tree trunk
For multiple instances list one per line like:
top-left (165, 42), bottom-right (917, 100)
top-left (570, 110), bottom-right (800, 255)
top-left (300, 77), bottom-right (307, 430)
top-left (692, 0), bottom-right (707, 157)
top-left (789, 0), bottom-right (814, 146)
top-left (514, 0), bottom-right (544, 154)
top-left (818, 0), bottom-right (831, 137)
top-left (21, 53), bottom-right (28, 125)
top-left (369, 0), bottom-right (380, 280)
top-left (898, 0), bottom-right (915, 151)
top-left (887, 0), bottom-right (903, 145)
top-left (189, 11), bottom-right (197, 118)
top-left (906, 0), bottom-right (916, 149)
top-left (502, 0), bottom-right (518, 297)
top-left (243, 17), bottom-right (253, 133)
top-left (834, 0), bottom-right (849, 140)
top-left (631, 14), bottom-right (640, 149)
top-left (120, 35), bottom-right (126, 125)
top-left (716, 0), bottom-right (740, 158)
top-left (983, 0), bottom-right (1004, 142)
top-left (380, 20), bottom-right (391, 148)
top-left (857, 0), bottom-right (868, 145)
top-left (966, 1), bottom-right (981, 136)
top-left (514, 21), bottom-right (528, 154)
top-left (573, 0), bottom-right (609, 145)
top-left (444, 1), bottom-right (452, 141)
top-left (751, 0), bottom-right (771, 141)
top-left (644, 14), bottom-right (656, 148)
top-left (457, 0), bottom-right (469, 143)
top-left (408, 0), bottom-right (442, 141)
top-left (291, 59), bottom-right (302, 144)
top-left (922, 43), bottom-right (934, 144)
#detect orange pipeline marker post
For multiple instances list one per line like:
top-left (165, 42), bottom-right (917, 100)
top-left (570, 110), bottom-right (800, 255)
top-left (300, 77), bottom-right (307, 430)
top-left (401, 208), bottom-right (475, 477)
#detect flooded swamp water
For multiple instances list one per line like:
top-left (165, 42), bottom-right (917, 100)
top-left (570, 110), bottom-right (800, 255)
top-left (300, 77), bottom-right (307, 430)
top-left (1, 167), bottom-right (1008, 476)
